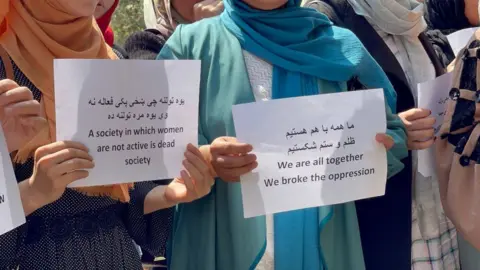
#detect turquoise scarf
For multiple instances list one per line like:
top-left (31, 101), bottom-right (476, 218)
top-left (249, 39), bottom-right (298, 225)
top-left (221, 1), bottom-right (398, 269)
top-left (220, 0), bottom-right (397, 110)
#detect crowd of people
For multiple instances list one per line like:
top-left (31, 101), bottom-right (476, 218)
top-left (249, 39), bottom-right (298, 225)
top-left (0, 0), bottom-right (479, 269)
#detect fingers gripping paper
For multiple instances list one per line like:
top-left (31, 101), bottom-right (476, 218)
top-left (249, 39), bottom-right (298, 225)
top-left (54, 60), bottom-right (200, 187)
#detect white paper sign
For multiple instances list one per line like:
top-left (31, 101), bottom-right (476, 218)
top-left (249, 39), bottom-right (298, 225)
top-left (417, 72), bottom-right (453, 177)
top-left (448, 27), bottom-right (478, 56)
top-left (233, 89), bottom-right (388, 218)
top-left (0, 130), bottom-right (25, 235)
top-left (55, 60), bottom-right (200, 187)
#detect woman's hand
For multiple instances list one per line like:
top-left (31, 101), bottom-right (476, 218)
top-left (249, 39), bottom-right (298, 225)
top-left (0, 79), bottom-right (46, 152)
top-left (22, 141), bottom-right (94, 214)
top-left (375, 133), bottom-right (395, 150)
top-left (208, 136), bottom-right (257, 182)
top-left (164, 144), bottom-right (214, 204)
top-left (398, 108), bottom-right (435, 150)
top-left (193, 0), bottom-right (224, 22)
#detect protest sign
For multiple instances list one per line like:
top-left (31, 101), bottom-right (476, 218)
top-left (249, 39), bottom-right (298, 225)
top-left (232, 89), bottom-right (388, 218)
top-left (55, 60), bottom-right (200, 187)
top-left (447, 27), bottom-right (478, 56)
top-left (417, 72), bottom-right (453, 177)
top-left (0, 130), bottom-right (25, 235)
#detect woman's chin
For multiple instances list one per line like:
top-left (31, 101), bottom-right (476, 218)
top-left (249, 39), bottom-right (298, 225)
top-left (94, 6), bottom-right (108, 19)
top-left (242, 0), bottom-right (289, 10)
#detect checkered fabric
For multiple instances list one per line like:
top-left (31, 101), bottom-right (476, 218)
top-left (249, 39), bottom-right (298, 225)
top-left (411, 201), bottom-right (460, 270)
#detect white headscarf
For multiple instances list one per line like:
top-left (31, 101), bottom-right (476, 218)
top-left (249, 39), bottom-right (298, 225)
top-left (347, 0), bottom-right (435, 92)
top-left (144, 0), bottom-right (157, 29)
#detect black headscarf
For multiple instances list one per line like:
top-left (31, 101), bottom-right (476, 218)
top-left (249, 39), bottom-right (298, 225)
top-left (424, 0), bottom-right (471, 34)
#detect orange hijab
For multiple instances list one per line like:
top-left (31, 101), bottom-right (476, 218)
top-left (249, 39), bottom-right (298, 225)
top-left (0, 0), bottom-right (133, 202)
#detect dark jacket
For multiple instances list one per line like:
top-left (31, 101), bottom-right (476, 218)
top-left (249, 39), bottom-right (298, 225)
top-left (304, 1), bottom-right (452, 269)
top-left (123, 29), bottom-right (167, 60)
top-left (424, 0), bottom-right (472, 35)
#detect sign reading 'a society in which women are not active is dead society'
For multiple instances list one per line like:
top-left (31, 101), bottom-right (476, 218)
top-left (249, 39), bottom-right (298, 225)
top-left (54, 60), bottom-right (201, 187)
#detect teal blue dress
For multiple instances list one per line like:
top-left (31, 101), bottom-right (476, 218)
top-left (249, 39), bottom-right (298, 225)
top-left (158, 16), bottom-right (407, 270)
top-left (459, 235), bottom-right (480, 269)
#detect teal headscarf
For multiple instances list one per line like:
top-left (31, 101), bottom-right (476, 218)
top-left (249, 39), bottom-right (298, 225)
top-left (220, 0), bottom-right (398, 269)
top-left (221, 0), bottom-right (397, 110)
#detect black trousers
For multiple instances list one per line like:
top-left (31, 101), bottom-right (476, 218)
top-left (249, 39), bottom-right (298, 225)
top-left (355, 155), bottom-right (412, 270)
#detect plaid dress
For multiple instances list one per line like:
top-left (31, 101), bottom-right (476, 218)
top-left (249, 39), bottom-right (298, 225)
top-left (411, 172), bottom-right (460, 270)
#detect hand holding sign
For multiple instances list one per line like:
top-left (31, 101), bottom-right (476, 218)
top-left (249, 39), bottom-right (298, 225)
top-left (29, 141), bottom-right (94, 208)
top-left (0, 79), bottom-right (46, 152)
top-left (417, 72), bottom-right (454, 177)
top-left (233, 89), bottom-right (389, 218)
top-left (375, 133), bottom-right (395, 150)
top-left (209, 136), bottom-right (257, 182)
top-left (164, 144), bottom-right (214, 204)
top-left (54, 60), bottom-right (200, 187)
top-left (398, 108), bottom-right (435, 150)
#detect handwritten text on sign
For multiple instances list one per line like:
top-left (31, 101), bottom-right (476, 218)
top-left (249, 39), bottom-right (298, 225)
top-left (0, 130), bottom-right (25, 236)
top-left (417, 72), bottom-right (453, 177)
top-left (54, 60), bottom-right (200, 187)
top-left (233, 89), bottom-right (388, 218)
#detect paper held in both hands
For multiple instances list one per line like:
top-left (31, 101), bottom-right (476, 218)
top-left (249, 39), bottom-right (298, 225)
top-left (54, 60), bottom-right (200, 187)
top-left (233, 89), bottom-right (388, 218)
top-left (0, 130), bottom-right (25, 235)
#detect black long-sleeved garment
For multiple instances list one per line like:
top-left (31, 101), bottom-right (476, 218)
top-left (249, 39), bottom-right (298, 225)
top-left (0, 50), bottom-right (174, 270)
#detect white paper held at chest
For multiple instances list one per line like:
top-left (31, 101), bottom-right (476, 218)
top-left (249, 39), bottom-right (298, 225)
top-left (232, 89), bottom-right (388, 218)
top-left (417, 72), bottom-right (453, 177)
top-left (447, 27), bottom-right (478, 56)
top-left (0, 130), bottom-right (25, 235)
top-left (54, 60), bottom-right (200, 187)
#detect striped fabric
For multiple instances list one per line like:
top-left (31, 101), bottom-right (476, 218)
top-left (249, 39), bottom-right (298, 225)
top-left (411, 201), bottom-right (460, 270)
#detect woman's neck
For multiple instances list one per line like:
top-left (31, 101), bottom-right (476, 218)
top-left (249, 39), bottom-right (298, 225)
top-left (241, 0), bottom-right (288, 11)
top-left (465, 0), bottom-right (479, 26)
top-left (171, 0), bottom-right (198, 22)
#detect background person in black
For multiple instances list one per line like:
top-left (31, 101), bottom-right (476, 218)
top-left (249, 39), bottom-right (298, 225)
top-left (423, 0), bottom-right (479, 35)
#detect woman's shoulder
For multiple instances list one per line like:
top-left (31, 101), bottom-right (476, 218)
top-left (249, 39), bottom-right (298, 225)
top-left (175, 17), bottom-right (227, 43)
top-left (112, 44), bottom-right (128, 59)
top-left (163, 17), bottom-right (233, 57)
top-left (0, 55), bottom-right (43, 100)
top-left (303, 0), bottom-right (350, 25)
top-left (423, 29), bottom-right (455, 69)
top-left (123, 29), bottom-right (167, 60)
